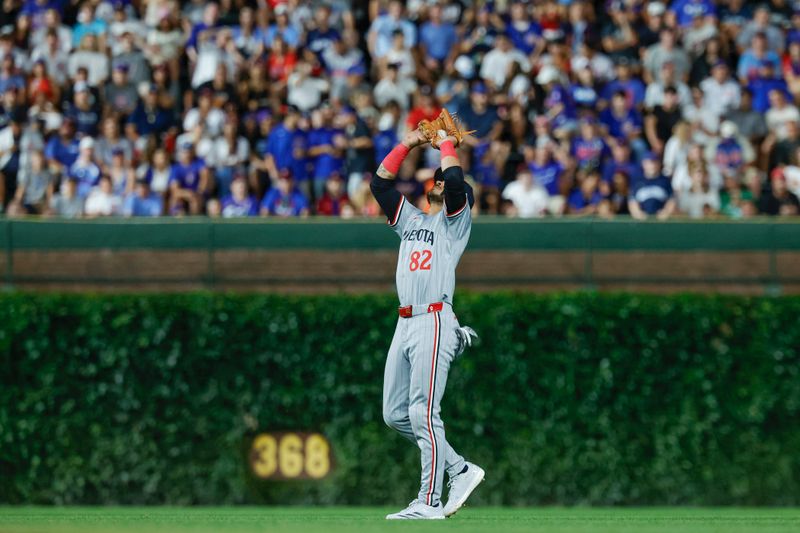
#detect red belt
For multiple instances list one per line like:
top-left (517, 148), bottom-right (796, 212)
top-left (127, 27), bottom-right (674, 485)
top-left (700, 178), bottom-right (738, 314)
top-left (398, 302), bottom-right (443, 318)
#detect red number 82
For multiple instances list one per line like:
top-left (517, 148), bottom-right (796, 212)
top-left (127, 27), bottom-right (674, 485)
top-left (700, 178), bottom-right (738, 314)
top-left (409, 250), bottom-right (432, 271)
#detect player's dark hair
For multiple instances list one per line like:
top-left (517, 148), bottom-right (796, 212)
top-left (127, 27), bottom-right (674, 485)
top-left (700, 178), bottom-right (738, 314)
top-left (433, 167), bottom-right (443, 182)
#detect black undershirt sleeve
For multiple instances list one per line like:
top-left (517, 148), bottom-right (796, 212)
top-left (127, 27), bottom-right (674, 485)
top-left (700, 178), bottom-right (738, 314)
top-left (442, 166), bottom-right (475, 215)
top-left (370, 174), bottom-right (403, 221)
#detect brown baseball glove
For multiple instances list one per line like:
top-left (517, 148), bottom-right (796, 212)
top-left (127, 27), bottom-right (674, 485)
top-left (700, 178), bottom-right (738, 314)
top-left (418, 109), bottom-right (476, 149)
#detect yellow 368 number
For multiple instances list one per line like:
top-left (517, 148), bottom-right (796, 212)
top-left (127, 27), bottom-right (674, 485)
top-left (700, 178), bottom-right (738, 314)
top-left (250, 432), bottom-right (331, 480)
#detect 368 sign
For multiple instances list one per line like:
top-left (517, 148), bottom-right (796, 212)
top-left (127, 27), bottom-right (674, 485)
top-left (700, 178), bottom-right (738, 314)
top-left (249, 432), bottom-right (333, 480)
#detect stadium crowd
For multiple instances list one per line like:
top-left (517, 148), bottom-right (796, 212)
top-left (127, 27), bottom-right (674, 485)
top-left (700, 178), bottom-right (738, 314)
top-left (1, 0), bottom-right (800, 219)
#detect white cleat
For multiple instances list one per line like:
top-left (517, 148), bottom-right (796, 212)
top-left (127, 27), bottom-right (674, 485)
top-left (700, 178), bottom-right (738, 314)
top-left (385, 499), bottom-right (445, 520)
top-left (443, 462), bottom-right (485, 517)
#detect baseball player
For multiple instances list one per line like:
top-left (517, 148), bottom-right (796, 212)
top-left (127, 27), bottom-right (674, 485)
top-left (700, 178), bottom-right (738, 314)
top-left (370, 126), bottom-right (485, 520)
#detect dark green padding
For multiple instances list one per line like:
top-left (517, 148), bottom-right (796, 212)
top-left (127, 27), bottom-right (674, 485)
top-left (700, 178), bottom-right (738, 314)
top-left (1, 293), bottom-right (798, 505)
top-left (2, 219), bottom-right (800, 251)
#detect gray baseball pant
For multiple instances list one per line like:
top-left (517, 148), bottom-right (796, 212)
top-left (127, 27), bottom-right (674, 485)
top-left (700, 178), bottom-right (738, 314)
top-left (382, 306), bottom-right (466, 507)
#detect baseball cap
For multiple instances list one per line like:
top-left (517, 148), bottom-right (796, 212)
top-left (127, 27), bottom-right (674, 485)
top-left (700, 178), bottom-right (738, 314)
top-left (471, 81), bottom-right (488, 94)
top-left (74, 81), bottom-right (89, 93)
top-left (111, 146), bottom-right (125, 156)
top-left (647, 2), bottom-right (666, 16)
top-left (454, 55), bottom-right (475, 79)
top-left (642, 151), bottom-right (659, 162)
top-left (536, 65), bottom-right (560, 85)
top-left (720, 121), bottom-right (738, 138)
top-left (274, 4), bottom-right (288, 15)
top-left (79, 136), bottom-right (95, 150)
top-left (113, 63), bottom-right (130, 72)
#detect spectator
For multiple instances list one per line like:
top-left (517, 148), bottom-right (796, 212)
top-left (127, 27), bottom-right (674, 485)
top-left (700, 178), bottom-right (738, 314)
top-left (571, 117), bottom-right (608, 171)
top-left (527, 140), bottom-right (565, 214)
top-left (570, 63), bottom-right (601, 111)
top-left (628, 152), bottom-right (676, 220)
top-left (670, 0), bottom-right (717, 29)
top-left (287, 60), bottom-right (329, 113)
top-left (49, 177), bottom-right (83, 218)
top-left (307, 106), bottom-right (345, 201)
top-left (601, 57), bottom-right (646, 110)
top-left (95, 118), bottom-right (132, 170)
top-left (737, 4), bottom-right (784, 54)
top-left (700, 61), bottom-right (741, 120)
top-left (644, 61), bottom-right (692, 110)
top-left (676, 162), bottom-right (720, 219)
top-left (0, 107), bottom-right (27, 207)
top-left (738, 32), bottom-right (781, 83)
top-left (68, 136), bottom-right (101, 197)
top-left (418, 3), bottom-right (457, 71)
top-left (113, 31), bottom-right (150, 86)
top-left (725, 88), bottom-right (768, 143)
top-left (644, 86), bottom-right (682, 155)
top-left (316, 173), bottom-right (352, 217)
top-left (45, 118), bottom-right (80, 175)
top-left (322, 33), bottom-right (365, 101)
top-left (264, 4), bottom-right (300, 49)
top-left (480, 34), bottom-right (530, 90)
top-left (567, 170), bottom-right (604, 215)
top-left (183, 88), bottom-right (224, 138)
top-left (68, 34), bottom-right (109, 87)
top-left (65, 81), bottom-right (101, 137)
top-left (748, 61), bottom-right (789, 113)
top-left (169, 141), bottom-right (210, 214)
top-left (601, 1), bottom-right (638, 63)
top-left (107, 147), bottom-right (134, 195)
top-left (9, 149), bottom-right (52, 214)
top-left (140, 147), bottom-right (174, 197)
top-left (85, 175), bottom-right (122, 216)
top-left (643, 28), bottom-right (690, 83)
top-left (784, 28), bottom-right (800, 90)
top-left (123, 177), bottom-right (163, 217)
top-left (368, 0), bottom-right (416, 60)
top-left (602, 139), bottom-right (641, 185)
top-left (663, 121), bottom-right (691, 179)
top-left (601, 170), bottom-right (631, 216)
top-left (211, 121), bottom-right (250, 197)
top-left (307, 5), bottom-right (340, 59)
top-left (457, 82), bottom-right (501, 154)
top-left (710, 121), bottom-right (753, 186)
top-left (341, 107), bottom-right (373, 201)
top-left (32, 29), bottom-right (70, 86)
top-left (760, 172), bottom-right (800, 215)
top-left (501, 168), bottom-right (548, 218)
top-left (127, 84), bottom-right (174, 139)
top-left (765, 90), bottom-right (800, 141)
top-left (220, 174), bottom-right (258, 217)
top-left (538, 66), bottom-right (577, 135)
top-left (374, 63), bottom-right (414, 110)
top-left (104, 63), bottom-right (139, 117)
top-left (600, 90), bottom-right (646, 159)
top-left (260, 171), bottom-right (309, 217)
top-left (769, 119), bottom-right (800, 169)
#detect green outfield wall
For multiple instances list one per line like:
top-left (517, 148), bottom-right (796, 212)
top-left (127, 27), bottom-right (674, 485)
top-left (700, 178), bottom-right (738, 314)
top-left (1, 293), bottom-right (798, 505)
top-left (1, 219), bottom-right (799, 293)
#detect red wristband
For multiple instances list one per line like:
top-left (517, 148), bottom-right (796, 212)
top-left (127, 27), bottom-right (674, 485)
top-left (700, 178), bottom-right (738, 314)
top-left (439, 140), bottom-right (457, 159)
top-left (381, 143), bottom-right (410, 175)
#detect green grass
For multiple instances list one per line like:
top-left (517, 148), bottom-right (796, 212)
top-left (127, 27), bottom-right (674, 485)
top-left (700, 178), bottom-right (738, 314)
top-left (1, 508), bottom-right (799, 533)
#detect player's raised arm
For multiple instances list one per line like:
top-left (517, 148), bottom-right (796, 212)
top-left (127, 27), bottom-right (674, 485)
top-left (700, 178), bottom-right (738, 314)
top-left (370, 128), bottom-right (427, 224)
top-left (437, 138), bottom-right (475, 217)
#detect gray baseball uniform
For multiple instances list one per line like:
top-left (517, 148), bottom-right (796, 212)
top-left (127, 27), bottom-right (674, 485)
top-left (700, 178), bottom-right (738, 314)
top-left (371, 167), bottom-right (474, 507)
